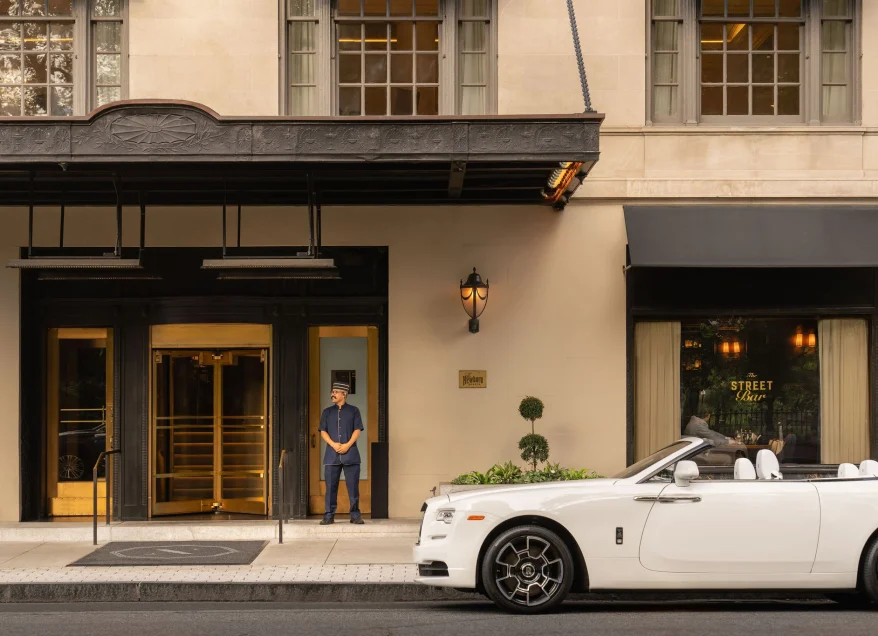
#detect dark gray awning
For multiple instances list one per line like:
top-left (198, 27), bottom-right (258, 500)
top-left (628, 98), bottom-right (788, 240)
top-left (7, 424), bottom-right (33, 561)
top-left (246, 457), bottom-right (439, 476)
top-left (0, 100), bottom-right (603, 208)
top-left (624, 205), bottom-right (878, 268)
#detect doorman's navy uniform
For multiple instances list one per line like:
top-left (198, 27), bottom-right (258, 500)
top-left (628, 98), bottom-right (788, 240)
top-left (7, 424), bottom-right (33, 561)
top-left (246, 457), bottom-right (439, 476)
top-left (318, 400), bottom-right (364, 521)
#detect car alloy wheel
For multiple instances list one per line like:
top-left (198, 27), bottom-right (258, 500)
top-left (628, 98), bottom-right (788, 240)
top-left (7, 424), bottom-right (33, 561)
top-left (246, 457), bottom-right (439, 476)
top-left (59, 455), bottom-right (85, 481)
top-left (481, 525), bottom-right (574, 614)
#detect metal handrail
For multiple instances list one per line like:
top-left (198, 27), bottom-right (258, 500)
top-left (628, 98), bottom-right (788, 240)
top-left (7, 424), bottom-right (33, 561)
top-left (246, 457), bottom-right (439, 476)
top-left (93, 449), bottom-right (120, 546)
top-left (278, 449), bottom-right (290, 544)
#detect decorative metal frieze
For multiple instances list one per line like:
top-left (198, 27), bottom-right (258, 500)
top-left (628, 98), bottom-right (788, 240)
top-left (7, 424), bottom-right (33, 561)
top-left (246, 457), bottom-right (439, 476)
top-left (0, 101), bottom-right (601, 163)
top-left (70, 106), bottom-right (246, 156)
top-left (0, 124), bottom-right (71, 156)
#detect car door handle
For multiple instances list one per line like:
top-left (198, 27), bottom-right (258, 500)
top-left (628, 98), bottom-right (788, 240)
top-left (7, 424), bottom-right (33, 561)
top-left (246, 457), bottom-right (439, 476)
top-left (657, 496), bottom-right (701, 504)
top-left (633, 496), bottom-right (659, 502)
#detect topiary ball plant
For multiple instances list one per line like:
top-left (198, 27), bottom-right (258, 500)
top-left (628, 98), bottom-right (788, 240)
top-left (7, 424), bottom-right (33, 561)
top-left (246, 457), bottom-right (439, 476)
top-left (518, 396), bottom-right (544, 435)
top-left (519, 433), bottom-right (549, 472)
top-left (517, 396), bottom-right (548, 470)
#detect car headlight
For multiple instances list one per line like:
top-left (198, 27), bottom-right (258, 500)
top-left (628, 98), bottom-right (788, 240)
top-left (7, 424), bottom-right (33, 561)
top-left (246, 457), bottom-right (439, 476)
top-left (436, 508), bottom-right (455, 524)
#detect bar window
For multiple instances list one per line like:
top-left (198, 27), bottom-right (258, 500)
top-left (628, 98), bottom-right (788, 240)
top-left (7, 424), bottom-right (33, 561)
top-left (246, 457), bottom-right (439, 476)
top-left (680, 317), bottom-right (821, 465)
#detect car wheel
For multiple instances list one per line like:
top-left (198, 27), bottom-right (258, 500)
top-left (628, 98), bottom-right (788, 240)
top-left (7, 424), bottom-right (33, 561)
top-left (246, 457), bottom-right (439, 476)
top-left (480, 525), bottom-right (574, 614)
top-left (59, 455), bottom-right (85, 481)
top-left (861, 536), bottom-right (878, 606)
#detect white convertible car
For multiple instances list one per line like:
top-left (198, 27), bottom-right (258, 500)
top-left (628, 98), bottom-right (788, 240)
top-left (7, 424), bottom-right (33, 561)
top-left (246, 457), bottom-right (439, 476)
top-left (413, 436), bottom-right (878, 614)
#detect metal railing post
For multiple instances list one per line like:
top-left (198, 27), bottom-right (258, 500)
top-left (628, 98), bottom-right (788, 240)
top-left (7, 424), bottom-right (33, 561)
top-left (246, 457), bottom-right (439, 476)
top-left (278, 449), bottom-right (287, 544)
top-left (93, 449), bottom-right (120, 546)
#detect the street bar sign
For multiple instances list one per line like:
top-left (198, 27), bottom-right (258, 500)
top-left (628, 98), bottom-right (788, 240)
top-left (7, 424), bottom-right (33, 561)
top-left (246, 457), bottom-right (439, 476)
top-left (459, 370), bottom-right (487, 388)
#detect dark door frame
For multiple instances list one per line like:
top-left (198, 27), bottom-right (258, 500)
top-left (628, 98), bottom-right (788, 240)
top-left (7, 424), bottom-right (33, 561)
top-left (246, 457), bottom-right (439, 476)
top-left (20, 247), bottom-right (389, 522)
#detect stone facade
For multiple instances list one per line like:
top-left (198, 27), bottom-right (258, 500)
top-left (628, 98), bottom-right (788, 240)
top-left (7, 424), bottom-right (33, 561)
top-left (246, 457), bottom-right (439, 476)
top-left (0, 0), bottom-right (874, 520)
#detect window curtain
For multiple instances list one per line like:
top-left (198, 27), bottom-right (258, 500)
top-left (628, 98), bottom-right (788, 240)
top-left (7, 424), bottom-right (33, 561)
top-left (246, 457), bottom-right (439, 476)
top-left (634, 321), bottom-right (681, 460)
top-left (821, 17), bottom-right (848, 119)
top-left (458, 16), bottom-right (487, 115)
top-left (819, 318), bottom-right (870, 464)
top-left (652, 15), bottom-right (678, 119)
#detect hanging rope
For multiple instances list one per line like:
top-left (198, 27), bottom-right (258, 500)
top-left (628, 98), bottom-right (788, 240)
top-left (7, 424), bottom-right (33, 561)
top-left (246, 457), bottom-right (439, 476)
top-left (566, 0), bottom-right (594, 113)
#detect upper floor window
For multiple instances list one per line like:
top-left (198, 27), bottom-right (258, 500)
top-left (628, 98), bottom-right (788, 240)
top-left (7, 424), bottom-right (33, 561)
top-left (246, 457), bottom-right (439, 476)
top-left (285, 0), bottom-right (495, 116)
top-left (0, 0), bottom-right (126, 117)
top-left (649, 0), bottom-right (859, 124)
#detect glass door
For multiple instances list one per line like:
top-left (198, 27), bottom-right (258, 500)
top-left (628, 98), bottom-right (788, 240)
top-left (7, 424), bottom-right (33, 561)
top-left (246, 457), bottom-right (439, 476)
top-left (47, 328), bottom-right (114, 517)
top-left (152, 349), bottom-right (267, 516)
top-left (220, 351), bottom-right (268, 514)
top-left (308, 326), bottom-right (378, 516)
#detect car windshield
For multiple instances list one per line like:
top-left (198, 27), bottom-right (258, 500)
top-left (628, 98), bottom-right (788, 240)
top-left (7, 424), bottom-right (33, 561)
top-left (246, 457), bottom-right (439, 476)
top-left (611, 441), bottom-right (691, 479)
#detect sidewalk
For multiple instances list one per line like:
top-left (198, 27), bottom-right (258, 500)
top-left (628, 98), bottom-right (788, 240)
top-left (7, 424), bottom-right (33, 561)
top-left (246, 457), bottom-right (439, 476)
top-left (0, 520), bottom-right (831, 604)
top-left (0, 518), bottom-right (473, 603)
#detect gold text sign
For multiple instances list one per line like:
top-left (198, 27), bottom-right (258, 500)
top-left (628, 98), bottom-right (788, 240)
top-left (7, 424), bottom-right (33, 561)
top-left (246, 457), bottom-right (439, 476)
top-left (730, 379), bottom-right (773, 402)
top-left (459, 370), bottom-right (487, 388)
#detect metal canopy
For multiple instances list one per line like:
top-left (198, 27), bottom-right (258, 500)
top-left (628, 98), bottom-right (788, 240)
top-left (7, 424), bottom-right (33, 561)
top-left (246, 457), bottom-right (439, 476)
top-left (0, 100), bottom-right (603, 209)
top-left (624, 205), bottom-right (878, 268)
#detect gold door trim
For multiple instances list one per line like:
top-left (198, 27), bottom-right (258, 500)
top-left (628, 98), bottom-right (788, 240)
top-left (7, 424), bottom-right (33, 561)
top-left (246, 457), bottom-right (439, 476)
top-left (47, 327), bottom-right (113, 517)
top-left (308, 326), bottom-right (379, 515)
top-left (151, 324), bottom-right (271, 349)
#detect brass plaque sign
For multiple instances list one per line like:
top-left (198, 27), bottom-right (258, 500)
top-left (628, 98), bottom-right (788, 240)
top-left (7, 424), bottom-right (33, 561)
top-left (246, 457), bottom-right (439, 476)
top-left (459, 370), bottom-right (487, 388)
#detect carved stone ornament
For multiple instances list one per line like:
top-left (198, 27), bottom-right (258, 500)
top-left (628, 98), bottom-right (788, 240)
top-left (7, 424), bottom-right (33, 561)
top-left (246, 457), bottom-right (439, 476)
top-left (0, 101), bottom-right (602, 163)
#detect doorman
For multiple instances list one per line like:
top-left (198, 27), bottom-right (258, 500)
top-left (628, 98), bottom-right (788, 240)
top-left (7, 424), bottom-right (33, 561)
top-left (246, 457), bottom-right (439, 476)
top-left (318, 381), bottom-right (364, 524)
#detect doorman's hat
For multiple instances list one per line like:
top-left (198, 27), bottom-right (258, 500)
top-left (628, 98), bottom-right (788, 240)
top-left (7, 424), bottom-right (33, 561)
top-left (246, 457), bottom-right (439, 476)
top-left (332, 382), bottom-right (350, 394)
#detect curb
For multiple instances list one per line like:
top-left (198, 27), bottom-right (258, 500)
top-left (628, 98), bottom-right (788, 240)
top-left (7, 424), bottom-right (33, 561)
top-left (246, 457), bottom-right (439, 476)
top-left (0, 582), bottom-right (834, 604)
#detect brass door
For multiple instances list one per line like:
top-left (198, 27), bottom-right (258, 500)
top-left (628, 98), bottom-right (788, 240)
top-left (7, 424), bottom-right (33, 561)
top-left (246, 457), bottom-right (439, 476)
top-left (152, 349), bottom-right (268, 516)
top-left (308, 326), bottom-right (379, 515)
top-left (47, 328), bottom-right (114, 517)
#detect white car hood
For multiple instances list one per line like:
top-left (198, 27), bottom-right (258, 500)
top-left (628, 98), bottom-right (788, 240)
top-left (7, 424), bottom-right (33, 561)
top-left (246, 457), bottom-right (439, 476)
top-left (443, 478), bottom-right (617, 504)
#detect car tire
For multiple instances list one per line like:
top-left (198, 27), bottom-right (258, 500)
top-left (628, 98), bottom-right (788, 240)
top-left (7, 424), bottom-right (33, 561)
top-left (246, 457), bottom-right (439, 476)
top-left (480, 525), bottom-right (574, 615)
top-left (861, 535), bottom-right (878, 607)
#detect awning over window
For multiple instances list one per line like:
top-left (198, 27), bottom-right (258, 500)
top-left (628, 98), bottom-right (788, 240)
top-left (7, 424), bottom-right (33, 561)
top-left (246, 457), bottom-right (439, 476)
top-left (624, 205), bottom-right (878, 268)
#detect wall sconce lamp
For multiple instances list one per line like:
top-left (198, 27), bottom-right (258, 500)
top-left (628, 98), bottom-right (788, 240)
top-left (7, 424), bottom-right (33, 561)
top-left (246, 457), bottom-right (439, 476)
top-left (808, 332), bottom-right (816, 348)
top-left (795, 327), bottom-right (804, 348)
top-left (460, 267), bottom-right (489, 333)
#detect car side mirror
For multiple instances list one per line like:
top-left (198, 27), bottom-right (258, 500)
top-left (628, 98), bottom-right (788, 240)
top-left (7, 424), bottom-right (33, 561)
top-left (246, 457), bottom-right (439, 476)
top-left (674, 460), bottom-right (699, 487)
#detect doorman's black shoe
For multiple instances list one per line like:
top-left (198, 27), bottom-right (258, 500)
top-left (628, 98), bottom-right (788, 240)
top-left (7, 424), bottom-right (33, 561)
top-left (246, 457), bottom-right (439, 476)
top-left (350, 517), bottom-right (364, 524)
top-left (320, 517), bottom-right (334, 525)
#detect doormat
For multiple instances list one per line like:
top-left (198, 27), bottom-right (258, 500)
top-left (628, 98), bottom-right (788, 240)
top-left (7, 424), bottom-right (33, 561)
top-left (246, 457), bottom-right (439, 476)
top-left (69, 541), bottom-right (269, 567)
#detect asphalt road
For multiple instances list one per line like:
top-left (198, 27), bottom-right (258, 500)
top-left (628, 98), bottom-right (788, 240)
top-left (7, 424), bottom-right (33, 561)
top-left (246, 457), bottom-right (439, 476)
top-left (0, 600), bottom-right (877, 636)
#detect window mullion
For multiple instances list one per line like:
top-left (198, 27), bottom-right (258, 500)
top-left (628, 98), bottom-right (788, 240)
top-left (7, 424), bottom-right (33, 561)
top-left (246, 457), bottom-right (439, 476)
top-left (683, 0), bottom-right (698, 124)
top-left (74, 0), bottom-right (88, 115)
top-left (442, 0), bottom-right (455, 116)
top-left (807, 0), bottom-right (821, 124)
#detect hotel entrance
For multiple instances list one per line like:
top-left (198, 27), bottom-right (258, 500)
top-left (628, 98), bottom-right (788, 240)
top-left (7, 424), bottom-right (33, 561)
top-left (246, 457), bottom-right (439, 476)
top-left (150, 325), bottom-right (271, 517)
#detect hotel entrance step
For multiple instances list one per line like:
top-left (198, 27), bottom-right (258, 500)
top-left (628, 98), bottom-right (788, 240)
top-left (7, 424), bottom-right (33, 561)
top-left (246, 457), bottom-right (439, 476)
top-left (0, 519), bottom-right (421, 543)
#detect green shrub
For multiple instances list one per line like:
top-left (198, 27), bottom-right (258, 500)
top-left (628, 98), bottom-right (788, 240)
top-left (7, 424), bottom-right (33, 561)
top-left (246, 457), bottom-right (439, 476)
top-left (518, 433), bottom-right (549, 471)
top-left (450, 461), bottom-right (603, 485)
top-left (492, 461), bottom-right (523, 484)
